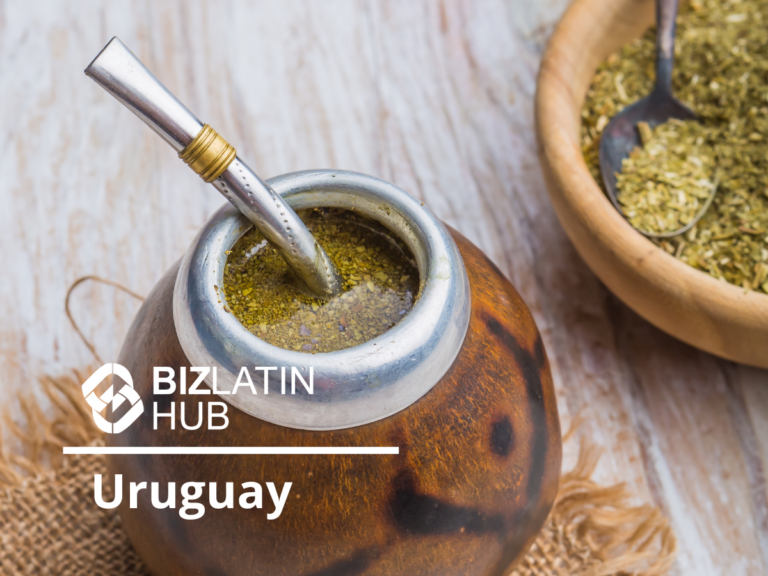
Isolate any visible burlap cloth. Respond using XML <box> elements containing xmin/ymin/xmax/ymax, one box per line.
<box><xmin>0</xmin><ymin>372</ymin><xmax>676</xmax><ymax>576</ymax></box>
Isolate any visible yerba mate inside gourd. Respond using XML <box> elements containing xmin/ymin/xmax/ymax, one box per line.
<box><xmin>223</xmin><ymin>208</ymin><xmax>420</xmax><ymax>353</ymax></box>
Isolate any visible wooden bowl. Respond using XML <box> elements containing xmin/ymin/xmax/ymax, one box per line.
<box><xmin>536</xmin><ymin>0</ymin><xmax>768</xmax><ymax>368</ymax></box>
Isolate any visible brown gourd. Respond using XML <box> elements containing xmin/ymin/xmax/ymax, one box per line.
<box><xmin>85</xmin><ymin>36</ymin><xmax>561</xmax><ymax>576</ymax></box>
<box><xmin>109</xmin><ymin>228</ymin><xmax>562</xmax><ymax>576</ymax></box>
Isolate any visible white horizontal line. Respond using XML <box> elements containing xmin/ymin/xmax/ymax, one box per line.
<box><xmin>63</xmin><ymin>446</ymin><xmax>399</xmax><ymax>455</ymax></box>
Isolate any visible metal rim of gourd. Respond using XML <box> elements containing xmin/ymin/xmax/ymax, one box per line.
<box><xmin>173</xmin><ymin>169</ymin><xmax>471</xmax><ymax>430</ymax></box>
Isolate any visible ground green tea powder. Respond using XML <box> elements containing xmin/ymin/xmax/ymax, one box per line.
<box><xmin>222</xmin><ymin>209</ymin><xmax>420</xmax><ymax>353</ymax></box>
<box><xmin>582</xmin><ymin>0</ymin><xmax>768</xmax><ymax>293</ymax></box>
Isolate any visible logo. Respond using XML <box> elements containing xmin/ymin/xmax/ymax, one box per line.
<box><xmin>82</xmin><ymin>363</ymin><xmax>144</xmax><ymax>433</ymax></box>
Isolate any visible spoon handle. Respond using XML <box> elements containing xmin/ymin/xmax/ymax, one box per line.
<box><xmin>655</xmin><ymin>0</ymin><xmax>680</xmax><ymax>94</ymax></box>
<box><xmin>85</xmin><ymin>38</ymin><xmax>341</xmax><ymax>297</ymax></box>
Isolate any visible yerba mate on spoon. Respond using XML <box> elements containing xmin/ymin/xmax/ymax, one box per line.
<box><xmin>598</xmin><ymin>0</ymin><xmax>717</xmax><ymax>238</ymax></box>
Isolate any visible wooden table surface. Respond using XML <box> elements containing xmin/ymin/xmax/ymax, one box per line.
<box><xmin>1</xmin><ymin>1</ymin><xmax>766</xmax><ymax>574</ymax></box>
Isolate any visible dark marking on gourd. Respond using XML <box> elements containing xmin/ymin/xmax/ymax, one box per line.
<box><xmin>387</xmin><ymin>468</ymin><xmax>505</xmax><ymax>536</ymax></box>
<box><xmin>388</xmin><ymin>426</ymin><xmax>409</xmax><ymax>461</ymax></box>
<box><xmin>490</xmin><ymin>415</ymin><xmax>514</xmax><ymax>457</ymax></box>
<box><xmin>489</xmin><ymin>525</ymin><xmax>537</xmax><ymax>576</ymax></box>
<box><xmin>534</xmin><ymin>335</ymin><xmax>546</xmax><ymax>369</ymax></box>
<box><xmin>482</xmin><ymin>315</ymin><xmax>548</xmax><ymax>503</ymax></box>
<box><xmin>302</xmin><ymin>547</ymin><xmax>380</xmax><ymax>576</ymax></box>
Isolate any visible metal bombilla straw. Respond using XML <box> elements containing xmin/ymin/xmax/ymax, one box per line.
<box><xmin>85</xmin><ymin>37</ymin><xmax>342</xmax><ymax>298</ymax></box>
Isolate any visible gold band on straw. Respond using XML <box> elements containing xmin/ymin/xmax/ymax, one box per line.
<box><xmin>178</xmin><ymin>124</ymin><xmax>237</xmax><ymax>183</ymax></box>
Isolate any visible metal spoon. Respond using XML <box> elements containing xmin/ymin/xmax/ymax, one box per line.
<box><xmin>85</xmin><ymin>37</ymin><xmax>342</xmax><ymax>297</ymax></box>
<box><xmin>599</xmin><ymin>0</ymin><xmax>715</xmax><ymax>238</ymax></box>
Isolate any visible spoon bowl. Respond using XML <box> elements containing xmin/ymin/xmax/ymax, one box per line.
<box><xmin>599</xmin><ymin>0</ymin><xmax>696</xmax><ymax>213</ymax></box>
<box><xmin>599</xmin><ymin>89</ymin><xmax>695</xmax><ymax>208</ymax></box>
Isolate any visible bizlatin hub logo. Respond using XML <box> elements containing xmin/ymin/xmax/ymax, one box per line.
<box><xmin>69</xmin><ymin>363</ymin><xmax>398</xmax><ymax>521</ymax></box>
<box><xmin>81</xmin><ymin>363</ymin><xmax>144</xmax><ymax>433</ymax></box>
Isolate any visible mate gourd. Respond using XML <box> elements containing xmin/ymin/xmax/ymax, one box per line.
<box><xmin>110</xmin><ymin>171</ymin><xmax>562</xmax><ymax>576</ymax></box>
